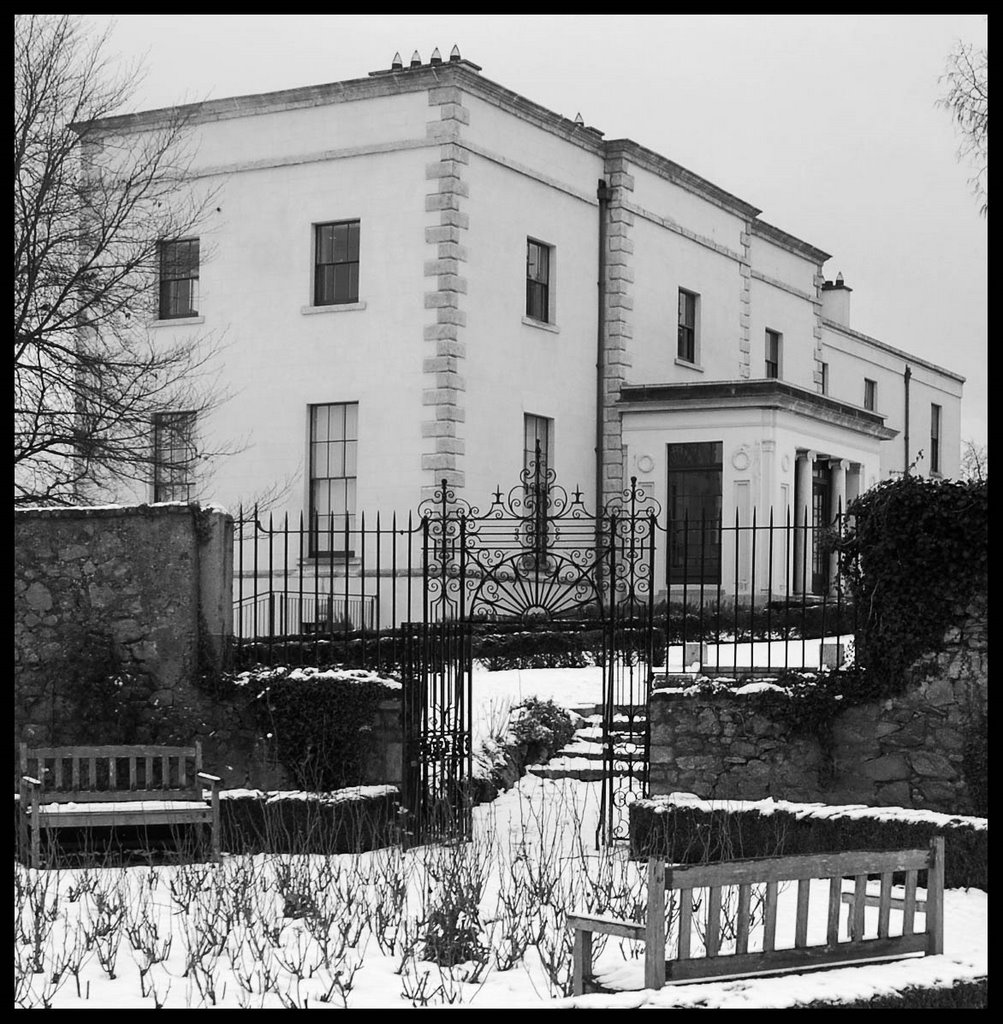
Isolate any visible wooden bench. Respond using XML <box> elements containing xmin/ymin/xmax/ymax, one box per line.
<box><xmin>570</xmin><ymin>838</ymin><xmax>944</xmax><ymax>994</ymax></box>
<box><xmin>18</xmin><ymin>742</ymin><xmax>221</xmax><ymax>868</ymax></box>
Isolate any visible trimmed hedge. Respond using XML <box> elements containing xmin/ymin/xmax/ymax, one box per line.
<box><xmin>218</xmin><ymin>787</ymin><xmax>397</xmax><ymax>854</ymax></box>
<box><xmin>234</xmin><ymin>601</ymin><xmax>858</xmax><ymax>673</ymax></box>
<box><xmin>630</xmin><ymin>797</ymin><xmax>987</xmax><ymax>891</ymax></box>
<box><xmin>14</xmin><ymin>787</ymin><xmax>398</xmax><ymax>861</ymax></box>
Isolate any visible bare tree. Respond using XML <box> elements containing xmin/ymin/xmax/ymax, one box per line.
<box><xmin>960</xmin><ymin>439</ymin><xmax>987</xmax><ymax>483</ymax></box>
<box><xmin>938</xmin><ymin>38</ymin><xmax>988</xmax><ymax>216</ymax></box>
<box><xmin>15</xmin><ymin>14</ymin><xmax>227</xmax><ymax>507</ymax></box>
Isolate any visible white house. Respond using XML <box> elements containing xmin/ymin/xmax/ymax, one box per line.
<box><xmin>85</xmin><ymin>48</ymin><xmax>964</xmax><ymax>618</ymax></box>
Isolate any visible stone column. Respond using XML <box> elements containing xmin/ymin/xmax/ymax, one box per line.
<box><xmin>792</xmin><ymin>450</ymin><xmax>814</xmax><ymax>595</ymax></box>
<box><xmin>829</xmin><ymin>459</ymin><xmax>848</xmax><ymax>592</ymax></box>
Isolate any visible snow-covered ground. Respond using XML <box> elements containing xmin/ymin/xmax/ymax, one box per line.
<box><xmin>15</xmin><ymin>663</ymin><xmax>986</xmax><ymax>1009</ymax></box>
<box><xmin>13</xmin><ymin>774</ymin><xmax>988</xmax><ymax>1008</ymax></box>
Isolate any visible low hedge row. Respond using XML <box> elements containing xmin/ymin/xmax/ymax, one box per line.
<box><xmin>234</xmin><ymin>601</ymin><xmax>858</xmax><ymax>672</ymax></box>
<box><xmin>629</xmin><ymin>797</ymin><xmax>988</xmax><ymax>891</ymax></box>
<box><xmin>14</xmin><ymin>788</ymin><xmax>398</xmax><ymax>862</ymax></box>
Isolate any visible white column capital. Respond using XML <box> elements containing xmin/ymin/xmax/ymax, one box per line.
<box><xmin>830</xmin><ymin>458</ymin><xmax>850</xmax><ymax>472</ymax></box>
<box><xmin>797</xmin><ymin>449</ymin><xmax>816</xmax><ymax>463</ymax></box>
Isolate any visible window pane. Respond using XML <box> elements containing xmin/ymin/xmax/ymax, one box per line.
<box><xmin>345</xmin><ymin>401</ymin><xmax>358</xmax><ymax>440</ymax></box>
<box><xmin>332</xmin><ymin>264</ymin><xmax>350</xmax><ymax>302</ymax></box>
<box><xmin>344</xmin><ymin>440</ymin><xmax>357</xmax><ymax>477</ymax></box>
<box><xmin>311</xmin><ymin>405</ymin><xmax>328</xmax><ymax>442</ymax></box>
<box><xmin>333</xmin><ymin>223</ymin><xmax>350</xmax><ymax>263</ymax></box>
<box><xmin>318</xmin><ymin>225</ymin><xmax>334</xmax><ymax>264</ymax></box>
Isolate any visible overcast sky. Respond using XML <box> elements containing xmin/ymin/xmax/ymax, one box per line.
<box><xmin>80</xmin><ymin>14</ymin><xmax>988</xmax><ymax>449</ymax></box>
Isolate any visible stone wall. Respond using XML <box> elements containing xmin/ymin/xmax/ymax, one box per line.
<box><xmin>14</xmin><ymin>504</ymin><xmax>403</xmax><ymax>792</ymax></box>
<box><xmin>16</xmin><ymin>504</ymin><xmax>231</xmax><ymax>746</ymax></box>
<box><xmin>649</xmin><ymin>602</ymin><xmax>987</xmax><ymax>815</ymax></box>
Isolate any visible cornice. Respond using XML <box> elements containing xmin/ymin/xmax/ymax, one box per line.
<box><xmin>618</xmin><ymin>379</ymin><xmax>898</xmax><ymax>441</ymax></box>
<box><xmin>821</xmin><ymin>320</ymin><xmax>966</xmax><ymax>384</ymax></box>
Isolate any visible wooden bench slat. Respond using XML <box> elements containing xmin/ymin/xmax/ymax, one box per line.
<box><xmin>71</xmin><ymin>758</ymin><xmax>80</xmax><ymax>792</ymax></box>
<box><xmin>145</xmin><ymin>756</ymin><xmax>153</xmax><ymax>789</ymax></box>
<box><xmin>53</xmin><ymin>757</ymin><xmax>63</xmax><ymax>791</ymax></box>
<box><xmin>706</xmin><ymin>885</ymin><xmax>722</xmax><ymax>958</ymax></box>
<box><xmin>851</xmin><ymin>874</ymin><xmax>868</xmax><ymax>941</ymax></box>
<box><xmin>162</xmin><ymin>755</ymin><xmax>169</xmax><ymax>789</ymax></box>
<box><xmin>877</xmin><ymin>872</ymin><xmax>893</xmax><ymax>939</ymax></box>
<box><xmin>33</xmin><ymin>790</ymin><xmax>204</xmax><ymax>804</ymax></box>
<box><xmin>826</xmin><ymin>876</ymin><xmax>842</xmax><ymax>946</ymax></box>
<box><xmin>677</xmin><ymin>888</ymin><xmax>692</xmax><ymax>960</ymax></box>
<box><xmin>666</xmin><ymin>848</ymin><xmax>931</xmax><ymax>888</ymax></box>
<box><xmin>665</xmin><ymin>933</ymin><xmax>929</xmax><ymax>984</ymax></box>
<box><xmin>902</xmin><ymin>870</ymin><xmax>918</xmax><ymax>936</ymax></box>
<box><xmin>129</xmin><ymin>758</ymin><xmax>137</xmax><ymax>790</ymax></box>
<box><xmin>736</xmin><ymin>883</ymin><xmax>751</xmax><ymax>955</ymax></box>
<box><xmin>794</xmin><ymin>878</ymin><xmax>810</xmax><ymax>948</ymax></box>
<box><xmin>25</xmin><ymin>745</ymin><xmax>198</xmax><ymax>759</ymax></box>
<box><xmin>763</xmin><ymin>881</ymin><xmax>778</xmax><ymax>952</ymax></box>
<box><xmin>108</xmin><ymin>756</ymin><xmax>116</xmax><ymax>789</ymax></box>
<box><xmin>89</xmin><ymin>757</ymin><xmax>96</xmax><ymax>790</ymax></box>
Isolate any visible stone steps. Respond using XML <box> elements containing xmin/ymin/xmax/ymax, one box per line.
<box><xmin>527</xmin><ymin>708</ymin><xmax>648</xmax><ymax>782</ymax></box>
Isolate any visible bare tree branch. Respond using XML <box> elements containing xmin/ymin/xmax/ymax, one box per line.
<box><xmin>938</xmin><ymin>38</ymin><xmax>988</xmax><ymax>216</ymax></box>
<box><xmin>14</xmin><ymin>14</ymin><xmax>231</xmax><ymax>506</ymax></box>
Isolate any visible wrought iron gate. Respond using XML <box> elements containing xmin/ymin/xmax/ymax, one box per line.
<box><xmin>400</xmin><ymin>450</ymin><xmax>659</xmax><ymax>845</ymax></box>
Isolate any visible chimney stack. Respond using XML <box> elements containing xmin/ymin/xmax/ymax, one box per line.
<box><xmin>821</xmin><ymin>273</ymin><xmax>852</xmax><ymax>328</ymax></box>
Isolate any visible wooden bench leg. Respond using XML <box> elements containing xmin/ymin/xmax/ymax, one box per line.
<box><xmin>572</xmin><ymin>927</ymin><xmax>593</xmax><ymax>996</ymax></box>
<box><xmin>31</xmin><ymin>818</ymin><xmax>40</xmax><ymax>870</ymax></box>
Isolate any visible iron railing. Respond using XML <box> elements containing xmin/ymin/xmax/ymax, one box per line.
<box><xmin>232</xmin><ymin>498</ymin><xmax>856</xmax><ymax>677</ymax></box>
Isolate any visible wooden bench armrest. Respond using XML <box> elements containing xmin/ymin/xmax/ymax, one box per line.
<box><xmin>568</xmin><ymin>912</ymin><xmax>645</xmax><ymax>941</ymax></box>
<box><xmin>197</xmin><ymin>772</ymin><xmax>221</xmax><ymax>785</ymax></box>
<box><xmin>21</xmin><ymin>775</ymin><xmax>43</xmax><ymax>787</ymax></box>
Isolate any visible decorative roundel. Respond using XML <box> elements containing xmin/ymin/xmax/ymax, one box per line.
<box><xmin>636</xmin><ymin>454</ymin><xmax>655</xmax><ymax>475</ymax></box>
<box><xmin>781</xmin><ymin>453</ymin><xmax>791</xmax><ymax>473</ymax></box>
<box><xmin>731</xmin><ymin>445</ymin><xmax>751</xmax><ymax>471</ymax></box>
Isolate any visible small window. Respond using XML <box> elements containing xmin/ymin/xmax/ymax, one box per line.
<box><xmin>315</xmin><ymin>221</ymin><xmax>360</xmax><ymax>306</ymax></box>
<box><xmin>309</xmin><ymin>402</ymin><xmax>358</xmax><ymax>555</ymax></box>
<box><xmin>765</xmin><ymin>329</ymin><xmax>782</xmax><ymax>379</ymax></box>
<box><xmin>152</xmin><ymin>411</ymin><xmax>197</xmax><ymax>502</ymax></box>
<box><xmin>930</xmin><ymin>404</ymin><xmax>942</xmax><ymax>474</ymax></box>
<box><xmin>526</xmin><ymin>240</ymin><xmax>551</xmax><ymax>323</ymax></box>
<box><xmin>677</xmin><ymin>289</ymin><xmax>698</xmax><ymax>363</ymax></box>
<box><xmin>820</xmin><ymin>362</ymin><xmax>829</xmax><ymax>395</ymax></box>
<box><xmin>158</xmin><ymin>239</ymin><xmax>199</xmax><ymax>319</ymax></box>
<box><xmin>864</xmin><ymin>378</ymin><xmax>877</xmax><ymax>412</ymax></box>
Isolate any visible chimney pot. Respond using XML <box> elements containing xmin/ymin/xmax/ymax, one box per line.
<box><xmin>449</xmin><ymin>44</ymin><xmax>461</xmax><ymax>62</ymax></box>
<box><xmin>410</xmin><ymin>50</ymin><xmax>422</xmax><ymax>68</ymax></box>
<box><xmin>391</xmin><ymin>51</ymin><xmax>403</xmax><ymax>70</ymax></box>
<box><xmin>574</xmin><ymin>112</ymin><xmax>584</xmax><ymax>125</ymax></box>
<box><xmin>430</xmin><ymin>47</ymin><xmax>442</xmax><ymax>65</ymax></box>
